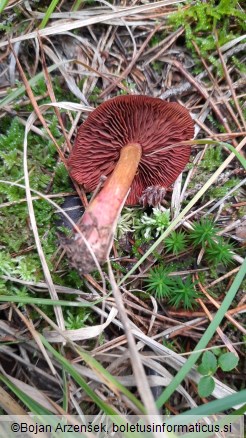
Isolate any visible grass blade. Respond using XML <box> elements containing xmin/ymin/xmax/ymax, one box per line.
<box><xmin>40</xmin><ymin>335</ymin><xmax>119</xmax><ymax>415</ymax></box>
<box><xmin>0</xmin><ymin>295</ymin><xmax>102</xmax><ymax>307</ymax></box>
<box><xmin>76</xmin><ymin>347</ymin><xmax>145</xmax><ymax>413</ymax></box>
<box><xmin>40</xmin><ymin>0</ymin><xmax>61</xmax><ymax>29</ymax></box>
<box><xmin>0</xmin><ymin>0</ymin><xmax>8</xmax><ymax>13</ymax></box>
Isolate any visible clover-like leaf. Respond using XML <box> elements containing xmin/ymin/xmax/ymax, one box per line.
<box><xmin>200</xmin><ymin>351</ymin><xmax>217</xmax><ymax>375</ymax></box>
<box><xmin>197</xmin><ymin>363</ymin><xmax>210</xmax><ymax>376</ymax></box>
<box><xmin>198</xmin><ymin>376</ymin><xmax>215</xmax><ymax>398</ymax></box>
<box><xmin>218</xmin><ymin>353</ymin><xmax>239</xmax><ymax>372</ymax></box>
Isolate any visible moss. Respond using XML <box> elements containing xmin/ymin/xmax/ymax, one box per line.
<box><xmin>201</xmin><ymin>146</ymin><xmax>223</xmax><ymax>172</ymax></box>
<box><xmin>169</xmin><ymin>0</ymin><xmax>246</xmax><ymax>59</ymax></box>
<box><xmin>0</xmin><ymin>113</ymin><xmax>73</xmax><ymax>285</ymax></box>
<box><xmin>232</xmin><ymin>56</ymin><xmax>246</xmax><ymax>74</ymax></box>
<box><xmin>89</xmin><ymin>86</ymin><xmax>101</xmax><ymax>103</ymax></box>
<box><xmin>152</xmin><ymin>61</ymin><xmax>164</xmax><ymax>74</ymax></box>
<box><xmin>208</xmin><ymin>177</ymin><xmax>240</xmax><ymax>198</ymax></box>
<box><xmin>149</xmin><ymin>32</ymin><xmax>166</xmax><ymax>48</ymax></box>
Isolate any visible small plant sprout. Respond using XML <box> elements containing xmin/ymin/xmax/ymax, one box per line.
<box><xmin>189</xmin><ymin>218</ymin><xmax>219</xmax><ymax>248</ymax></box>
<box><xmin>115</xmin><ymin>207</ymin><xmax>138</xmax><ymax>239</ymax></box>
<box><xmin>145</xmin><ymin>268</ymin><xmax>201</xmax><ymax>309</ymax></box>
<box><xmin>164</xmin><ymin>230</ymin><xmax>188</xmax><ymax>255</ymax></box>
<box><xmin>145</xmin><ymin>265</ymin><xmax>175</xmax><ymax>300</ymax></box>
<box><xmin>139</xmin><ymin>206</ymin><xmax>171</xmax><ymax>239</ymax></box>
<box><xmin>65</xmin><ymin>309</ymin><xmax>92</xmax><ymax>330</ymax></box>
<box><xmin>197</xmin><ymin>351</ymin><xmax>239</xmax><ymax>398</ymax></box>
<box><xmin>205</xmin><ymin>238</ymin><xmax>235</xmax><ymax>266</ymax></box>
<box><xmin>169</xmin><ymin>276</ymin><xmax>200</xmax><ymax>310</ymax></box>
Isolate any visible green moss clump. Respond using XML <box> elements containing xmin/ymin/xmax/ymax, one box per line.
<box><xmin>169</xmin><ymin>0</ymin><xmax>246</xmax><ymax>58</ymax></box>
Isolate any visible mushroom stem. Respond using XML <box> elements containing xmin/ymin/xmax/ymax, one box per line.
<box><xmin>68</xmin><ymin>143</ymin><xmax>142</xmax><ymax>273</ymax></box>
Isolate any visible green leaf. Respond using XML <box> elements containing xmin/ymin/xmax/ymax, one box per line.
<box><xmin>197</xmin><ymin>363</ymin><xmax>210</xmax><ymax>376</ymax></box>
<box><xmin>201</xmin><ymin>351</ymin><xmax>217</xmax><ymax>375</ymax></box>
<box><xmin>212</xmin><ymin>347</ymin><xmax>222</xmax><ymax>356</ymax></box>
<box><xmin>218</xmin><ymin>352</ymin><xmax>239</xmax><ymax>372</ymax></box>
<box><xmin>198</xmin><ymin>376</ymin><xmax>215</xmax><ymax>398</ymax></box>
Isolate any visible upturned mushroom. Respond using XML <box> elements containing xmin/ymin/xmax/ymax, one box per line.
<box><xmin>64</xmin><ymin>95</ymin><xmax>194</xmax><ymax>273</ymax></box>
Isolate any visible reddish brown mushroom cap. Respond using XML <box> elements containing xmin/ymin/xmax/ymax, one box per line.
<box><xmin>68</xmin><ymin>95</ymin><xmax>194</xmax><ymax>205</ymax></box>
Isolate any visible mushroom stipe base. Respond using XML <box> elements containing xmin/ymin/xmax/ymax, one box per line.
<box><xmin>64</xmin><ymin>143</ymin><xmax>142</xmax><ymax>273</ymax></box>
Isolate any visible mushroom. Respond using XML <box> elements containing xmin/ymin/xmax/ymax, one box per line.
<box><xmin>65</xmin><ymin>95</ymin><xmax>194</xmax><ymax>273</ymax></box>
